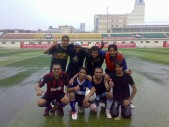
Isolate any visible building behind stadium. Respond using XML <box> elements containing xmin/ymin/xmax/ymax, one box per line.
<box><xmin>0</xmin><ymin>0</ymin><xmax>169</xmax><ymax>48</ymax></box>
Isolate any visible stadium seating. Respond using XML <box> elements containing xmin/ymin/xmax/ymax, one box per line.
<box><xmin>52</xmin><ymin>33</ymin><xmax>102</xmax><ymax>39</ymax></box>
<box><xmin>141</xmin><ymin>33</ymin><xmax>166</xmax><ymax>38</ymax></box>
<box><xmin>34</xmin><ymin>34</ymin><xmax>46</xmax><ymax>39</ymax></box>
<box><xmin>1</xmin><ymin>33</ymin><xmax>35</xmax><ymax>39</ymax></box>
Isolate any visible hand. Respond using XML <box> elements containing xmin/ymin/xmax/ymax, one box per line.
<box><xmin>68</xmin><ymin>79</ymin><xmax>74</xmax><ymax>85</ymax></box>
<box><xmin>36</xmin><ymin>89</ymin><xmax>44</xmax><ymax>96</ymax></box>
<box><xmin>125</xmin><ymin>68</ymin><xmax>132</xmax><ymax>75</ymax></box>
<box><xmin>83</xmin><ymin>97</ymin><xmax>90</xmax><ymax>107</ymax></box>
<box><xmin>53</xmin><ymin>38</ymin><xmax>57</xmax><ymax>44</ymax></box>
<box><xmin>104</xmin><ymin>74</ymin><xmax>110</xmax><ymax>82</ymax></box>
<box><xmin>123</xmin><ymin>99</ymin><xmax>131</xmax><ymax>107</ymax></box>
<box><xmin>109</xmin><ymin>79</ymin><xmax>114</xmax><ymax>87</ymax></box>
<box><xmin>61</xmin><ymin>94</ymin><xmax>69</xmax><ymax>105</ymax></box>
<box><xmin>74</xmin><ymin>85</ymin><xmax>80</xmax><ymax>91</ymax></box>
<box><xmin>101</xmin><ymin>40</ymin><xmax>105</xmax><ymax>46</ymax></box>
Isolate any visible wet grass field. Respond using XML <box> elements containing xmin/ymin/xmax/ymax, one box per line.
<box><xmin>0</xmin><ymin>47</ymin><xmax>169</xmax><ymax>127</ymax></box>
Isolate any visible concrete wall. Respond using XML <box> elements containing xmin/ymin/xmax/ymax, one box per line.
<box><xmin>0</xmin><ymin>38</ymin><xmax>168</xmax><ymax>48</ymax></box>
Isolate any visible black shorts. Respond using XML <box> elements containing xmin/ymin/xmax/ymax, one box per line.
<box><xmin>41</xmin><ymin>93</ymin><xmax>65</xmax><ymax>103</ymax></box>
<box><xmin>91</xmin><ymin>92</ymin><xmax>107</xmax><ymax>107</ymax></box>
<box><xmin>75</xmin><ymin>94</ymin><xmax>85</xmax><ymax>107</ymax></box>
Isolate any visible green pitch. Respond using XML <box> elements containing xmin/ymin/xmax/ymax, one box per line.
<box><xmin>0</xmin><ymin>48</ymin><xmax>169</xmax><ymax>127</ymax></box>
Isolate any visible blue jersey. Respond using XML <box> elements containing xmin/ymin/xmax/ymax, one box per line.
<box><xmin>68</xmin><ymin>78</ymin><xmax>93</xmax><ymax>95</ymax></box>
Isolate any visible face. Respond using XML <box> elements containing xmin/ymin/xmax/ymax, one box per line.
<box><xmin>78</xmin><ymin>69</ymin><xmax>87</xmax><ymax>80</ymax></box>
<box><xmin>52</xmin><ymin>65</ymin><xmax>62</xmax><ymax>76</ymax></box>
<box><xmin>115</xmin><ymin>65</ymin><xmax>123</xmax><ymax>74</ymax></box>
<box><xmin>62</xmin><ymin>37</ymin><xmax>69</xmax><ymax>47</ymax></box>
<box><xmin>94</xmin><ymin>68</ymin><xmax>103</xmax><ymax>79</ymax></box>
<box><xmin>91</xmin><ymin>51</ymin><xmax>99</xmax><ymax>58</ymax></box>
<box><xmin>108</xmin><ymin>47</ymin><xmax>117</xmax><ymax>57</ymax></box>
<box><xmin>74</xmin><ymin>46</ymin><xmax>81</xmax><ymax>53</ymax></box>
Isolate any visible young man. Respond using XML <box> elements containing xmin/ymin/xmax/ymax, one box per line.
<box><xmin>66</xmin><ymin>41</ymin><xmax>87</xmax><ymax>79</ymax></box>
<box><xmin>85</xmin><ymin>46</ymin><xmax>106</xmax><ymax>75</ymax></box>
<box><xmin>35</xmin><ymin>64</ymin><xmax>69</xmax><ymax>116</ymax></box>
<box><xmin>89</xmin><ymin>67</ymin><xmax>113</xmax><ymax>118</ymax></box>
<box><xmin>43</xmin><ymin>35</ymin><xmax>70</xmax><ymax>72</ymax></box>
<box><xmin>107</xmin><ymin>60</ymin><xmax>137</xmax><ymax>118</ymax></box>
<box><xmin>105</xmin><ymin>44</ymin><xmax>132</xmax><ymax>75</ymax></box>
<box><xmin>67</xmin><ymin>67</ymin><xmax>95</xmax><ymax>120</ymax></box>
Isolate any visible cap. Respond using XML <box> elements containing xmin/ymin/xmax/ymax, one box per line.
<box><xmin>74</xmin><ymin>41</ymin><xmax>82</xmax><ymax>47</ymax></box>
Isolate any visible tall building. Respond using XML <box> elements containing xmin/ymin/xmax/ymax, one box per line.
<box><xmin>94</xmin><ymin>0</ymin><xmax>145</xmax><ymax>33</ymax></box>
<box><xmin>80</xmin><ymin>23</ymin><xmax>85</xmax><ymax>32</ymax></box>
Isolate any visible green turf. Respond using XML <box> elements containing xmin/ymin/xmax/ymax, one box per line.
<box><xmin>119</xmin><ymin>48</ymin><xmax>169</xmax><ymax>65</ymax></box>
<box><xmin>1</xmin><ymin>48</ymin><xmax>169</xmax><ymax>127</ymax></box>
<box><xmin>0</xmin><ymin>70</ymin><xmax>35</xmax><ymax>87</ymax></box>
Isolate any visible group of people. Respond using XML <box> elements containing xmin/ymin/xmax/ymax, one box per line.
<box><xmin>35</xmin><ymin>35</ymin><xmax>137</xmax><ymax>120</ymax></box>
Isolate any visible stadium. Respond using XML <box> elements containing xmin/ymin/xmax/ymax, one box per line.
<box><xmin>0</xmin><ymin>0</ymin><xmax>169</xmax><ymax>48</ymax></box>
<box><xmin>0</xmin><ymin>0</ymin><xmax>169</xmax><ymax>127</ymax></box>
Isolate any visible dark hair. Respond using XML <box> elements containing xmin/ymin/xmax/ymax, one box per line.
<box><xmin>91</xmin><ymin>46</ymin><xmax>100</xmax><ymax>52</ymax></box>
<box><xmin>108</xmin><ymin>44</ymin><xmax>117</xmax><ymax>51</ymax></box>
<box><xmin>52</xmin><ymin>63</ymin><xmax>61</xmax><ymax>68</ymax></box>
<box><xmin>94</xmin><ymin>67</ymin><xmax>103</xmax><ymax>72</ymax></box>
<box><xmin>78</xmin><ymin>67</ymin><xmax>87</xmax><ymax>73</ymax></box>
<box><xmin>62</xmin><ymin>35</ymin><xmax>70</xmax><ymax>41</ymax></box>
<box><xmin>115</xmin><ymin>60</ymin><xmax>123</xmax><ymax>67</ymax></box>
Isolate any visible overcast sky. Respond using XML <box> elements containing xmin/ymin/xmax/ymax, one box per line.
<box><xmin>0</xmin><ymin>0</ymin><xmax>169</xmax><ymax>31</ymax></box>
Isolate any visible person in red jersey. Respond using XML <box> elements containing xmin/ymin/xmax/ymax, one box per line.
<box><xmin>35</xmin><ymin>63</ymin><xmax>69</xmax><ymax>116</ymax></box>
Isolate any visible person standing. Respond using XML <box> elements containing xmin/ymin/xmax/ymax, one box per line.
<box><xmin>105</xmin><ymin>44</ymin><xmax>132</xmax><ymax>75</ymax></box>
<box><xmin>66</xmin><ymin>41</ymin><xmax>87</xmax><ymax>79</ymax></box>
<box><xmin>85</xmin><ymin>46</ymin><xmax>106</xmax><ymax>75</ymax></box>
<box><xmin>35</xmin><ymin>64</ymin><xmax>69</xmax><ymax>116</ymax></box>
<box><xmin>43</xmin><ymin>35</ymin><xmax>70</xmax><ymax>72</ymax></box>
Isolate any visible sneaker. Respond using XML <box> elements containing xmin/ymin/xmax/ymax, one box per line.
<box><xmin>100</xmin><ymin>102</ymin><xmax>105</xmax><ymax>108</ymax></box>
<box><xmin>106</xmin><ymin>109</ymin><xmax>112</xmax><ymax>118</ymax></box>
<box><xmin>130</xmin><ymin>104</ymin><xmax>134</xmax><ymax>109</ymax></box>
<box><xmin>72</xmin><ymin>112</ymin><xmax>77</xmax><ymax>120</ymax></box>
<box><xmin>43</xmin><ymin>108</ymin><xmax>49</xmax><ymax>116</ymax></box>
<box><xmin>78</xmin><ymin>106</ymin><xmax>84</xmax><ymax>113</ymax></box>
<box><xmin>58</xmin><ymin>106</ymin><xmax>64</xmax><ymax>115</ymax></box>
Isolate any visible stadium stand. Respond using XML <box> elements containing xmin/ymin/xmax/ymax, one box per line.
<box><xmin>141</xmin><ymin>33</ymin><xmax>166</xmax><ymax>38</ymax></box>
<box><xmin>52</xmin><ymin>33</ymin><xmax>102</xmax><ymax>39</ymax></box>
<box><xmin>34</xmin><ymin>34</ymin><xmax>46</xmax><ymax>39</ymax></box>
<box><xmin>1</xmin><ymin>33</ymin><xmax>35</xmax><ymax>39</ymax></box>
<box><xmin>110</xmin><ymin>33</ymin><xmax>134</xmax><ymax>37</ymax></box>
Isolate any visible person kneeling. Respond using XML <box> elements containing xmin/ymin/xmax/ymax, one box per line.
<box><xmin>35</xmin><ymin>64</ymin><xmax>69</xmax><ymax>116</ymax></box>
<box><xmin>68</xmin><ymin>67</ymin><xmax>95</xmax><ymax>120</ymax></box>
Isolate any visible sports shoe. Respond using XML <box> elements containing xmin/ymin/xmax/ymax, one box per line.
<box><xmin>43</xmin><ymin>108</ymin><xmax>49</xmax><ymax>116</ymax></box>
<box><xmin>78</xmin><ymin>106</ymin><xmax>84</xmax><ymax>113</ymax></box>
<box><xmin>130</xmin><ymin>104</ymin><xmax>134</xmax><ymax>109</ymax></box>
<box><xmin>100</xmin><ymin>102</ymin><xmax>106</xmax><ymax>107</ymax></box>
<box><xmin>72</xmin><ymin>112</ymin><xmax>77</xmax><ymax>120</ymax></box>
<box><xmin>106</xmin><ymin>109</ymin><xmax>112</xmax><ymax>118</ymax></box>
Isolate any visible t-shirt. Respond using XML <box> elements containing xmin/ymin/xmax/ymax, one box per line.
<box><xmin>68</xmin><ymin>78</ymin><xmax>93</xmax><ymax>96</ymax></box>
<box><xmin>109</xmin><ymin>72</ymin><xmax>135</xmax><ymax>100</ymax></box>
<box><xmin>85</xmin><ymin>50</ymin><xmax>106</xmax><ymax>75</ymax></box>
<box><xmin>39</xmin><ymin>72</ymin><xmax>68</xmax><ymax>95</ymax></box>
<box><xmin>49</xmin><ymin>44</ymin><xmax>70</xmax><ymax>71</ymax></box>
<box><xmin>67</xmin><ymin>45</ymin><xmax>87</xmax><ymax>78</ymax></box>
